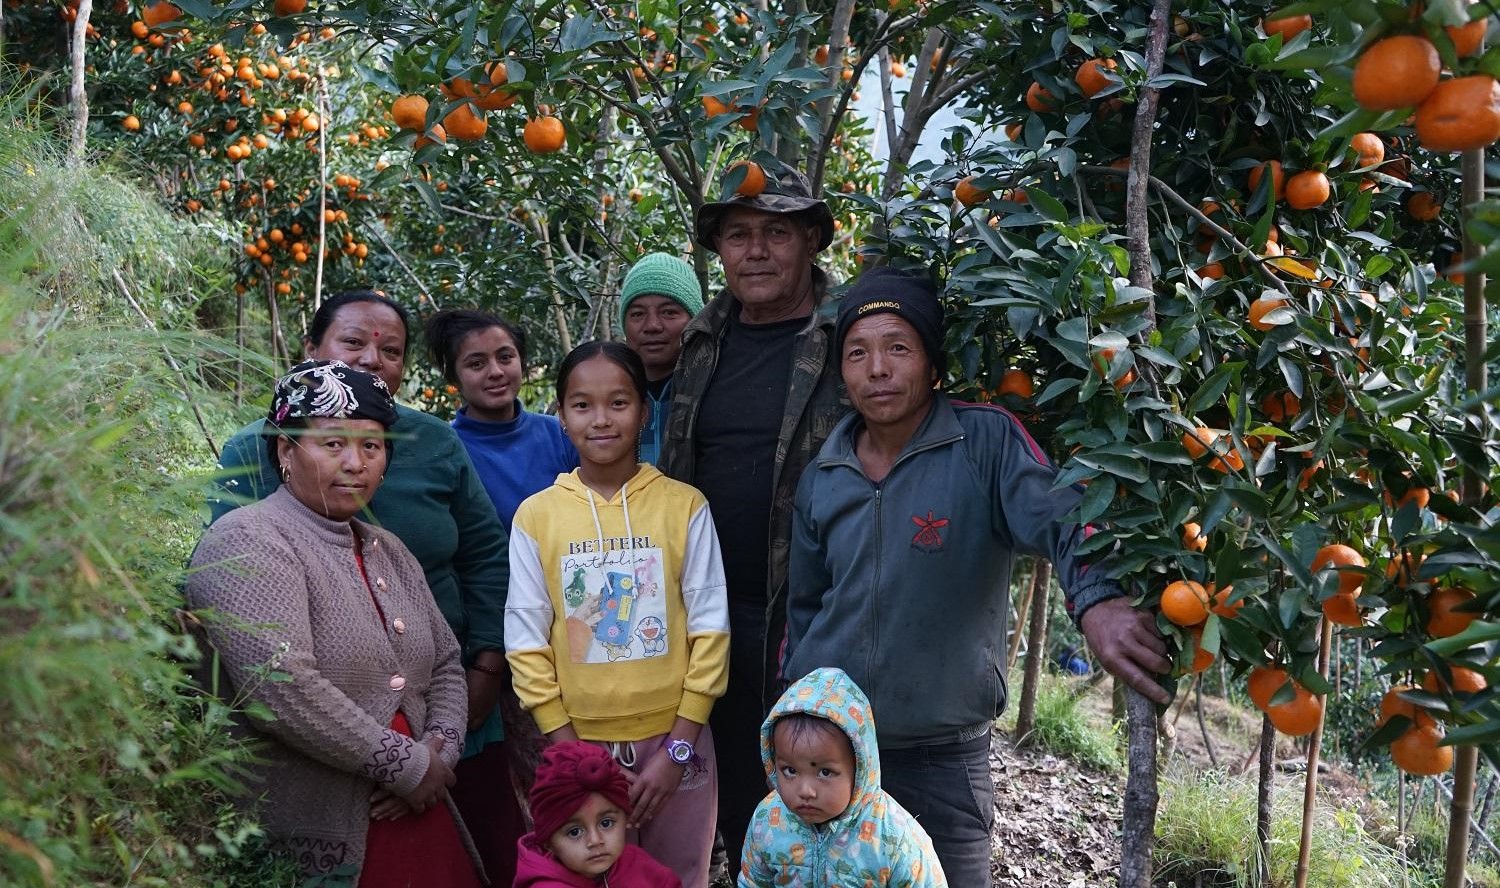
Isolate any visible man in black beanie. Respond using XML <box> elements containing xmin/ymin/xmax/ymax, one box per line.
<box><xmin>782</xmin><ymin>264</ymin><xmax>1169</xmax><ymax>887</ymax></box>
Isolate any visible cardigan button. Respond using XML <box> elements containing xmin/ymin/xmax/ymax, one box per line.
<box><xmin>389</xmin><ymin>674</ymin><xmax>406</xmax><ymax>691</ymax></box>
<box><xmin>393</xmin><ymin>618</ymin><xmax>406</xmax><ymax>634</ymax></box>
<box><xmin>375</xmin><ymin>577</ymin><xmax>387</xmax><ymax>590</ymax></box>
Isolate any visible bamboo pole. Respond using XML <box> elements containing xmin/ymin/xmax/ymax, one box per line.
<box><xmin>1293</xmin><ymin>618</ymin><xmax>1335</xmax><ymax>888</ymax></box>
<box><xmin>1007</xmin><ymin>558</ymin><xmax>1035</xmax><ymax>669</ymax></box>
<box><xmin>312</xmin><ymin>74</ymin><xmax>330</xmax><ymax>311</ymax></box>
<box><xmin>1443</xmin><ymin>142</ymin><xmax>1488</xmax><ymax>888</ymax></box>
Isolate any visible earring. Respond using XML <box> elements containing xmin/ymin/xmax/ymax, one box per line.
<box><xmin>280</xmin><ymin>466</ymin><xmax>290</xmax><ymax>483</ymax></box>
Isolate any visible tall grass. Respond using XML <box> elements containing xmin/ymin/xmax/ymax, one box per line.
<box><xmin>1154</xmin><ymin>769</ymin><xmax>1423</xmax><ymax>888</ymax></box>
<box><xmin>0</xmin><ymin>94</ymin><xmax>290</xmax><ymax>886</ymax></box>
<box><xmin>1002</xmin><ymin>668</ymin><xmax>1122</xmax><ymax>772</ymax></box>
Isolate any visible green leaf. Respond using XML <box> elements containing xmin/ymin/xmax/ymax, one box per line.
<box><xmin>1077</xmin><ymin>475</ymin><xmax>1117</xmax><ymax>524</ymax></box>
<box><xmin>1425</xmin><ymin>621</ymin><xmax>1500</xmax><ymax>656</ymax></box>
<box><xmin>1187</xmin><ymin>363</ymin><xmax>1238</xmax><ymax>415</ymax></box>
<box><xmin>1073</xmin><ymin>452</ymin><xmax>1150</xmax><ymax>483</ymax></box>
<box><xmin>1027</xmin><ymin>187</ymin><xmax>1069</xmax><ymax>223</ymax></box>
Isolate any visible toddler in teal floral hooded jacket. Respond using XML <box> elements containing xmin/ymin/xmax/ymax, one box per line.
<box><xmin>738</xmin><ymin>668</ymin><xmax>947</xmax><ymax>887</ymax></box>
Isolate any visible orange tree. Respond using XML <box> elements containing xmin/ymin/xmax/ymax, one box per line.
<box><xmin>863</xmin><ymin>0</ymin><xmax>1499</xmax><ymax>881</ymax></box>
<box><xmin>129</xmin><ymin>0</ymin><xmax>1023</xmax><ymax>371</ymax></box>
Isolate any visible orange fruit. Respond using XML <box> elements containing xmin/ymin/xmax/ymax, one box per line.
<box><xmin>1379</xmin><ymin>685</ymin><xmax>1431</xmax><ymax>728</ymax></box>
<box><xmin>1209</xmin><ymin>584</ymin><xmax>1242</xmax><ymax>619</ymax></box>
<box><xmin>955</xmin><ymin>175</ymin><xmax>991</xmax><ymax>207</ymax></box>
<box><xmin>1350</xmin><ymin>132</ymin><xmax>1385</xmax><ymax>167</ymax></box>
<box><xmin>1385</xmin><ymin>485</ymin><xmax>1431</xmax><ymax>511</ymax></box>
<box><xmin>737</xmin><ymin>106</ymin><xmax>762</xmax><ymax>132</ymax></box>
<box><xmin>1181</xmin><ymin>426</ymin><xmax>1215</xmax><ymax>461</ymax></box>
<box><xmin>994</xmin><ymin>368</ymin><xmax>1034</xmax><ymax>399</ymax></box>
<box><xmin>1352</xmin><ymin>35</ymin><xmax>1440</xmax><ymax>111</ymax></box>
<box><xmin>1267</xmin><ymin>683</ymin><xmax>1324</xmax><ymax>736</ymax></box>
<box><xmin>889</xmin><ymin>61</ymin><xmax>906</xmax><ymax>78</ymax></box>
<box><xmin>1026</xmin><ymin>81</ymin><xmax>1057</xmax><ymax>112</ymax></box>
<box><xmin>1249</xmin><ymin>666</ymin><xmax>1289</xmax><ymax>711</ymax></box>
<box><xmin>1406</xmin><ymin>191</ymin><xmax>1441</xmax><ymax>222</ymax></box>
<box><xmin>273</xmin><ymin>0</ymin><xmax>306</xmax><ymax>15</ymax></box>
<box><xmin>443</xmin><ymin>102</ymin><xmax>487</xmax><ymax>141</ymax></box>
<box><xmin>1161</xmin><ymin>579</ymin><xmax>1210</xmax><ymax>627</ymax></box>
<box><xmin>122</xmin><ymin>114</ymin><xmax>141</xmax><ymax>131</ymax></box>
<box><xmin>1386</xmin><ymin>551</ymin><xmax>1431</xmax><ymax>586</ymax></box>
<box><xmin>141</xmin><ymin>1</ymin><xmax>180</xmax><ymax>28</ymax></box>
<box><xmin>1298</xmin><ymin>459</ymin><xmax>1324</xmax><ymax>490</ymax></box>
<box><xmin>1190</xmin><ymin>630</ymin><xmax>1215</xmax><ymax>674</ymax></box>
<box><xmin>1391</xmin><ymin>724</ymin><xmax>1454</xmax><ymax>776</ymax></box>
<box><xmin>1182</xmin><ymin>522</ymin><xmax>1207</xmax><ymax>553</ymax></box>
<box><xmin>1197</xmin><ymin>261</ymin><xmax>1225</xmax><ymax>281</ymax></box>
<box><xmin>1262</xmin><ymin>390</ymin><xmax>1300</xmax><ymax>423</ymax></box>
<box><xmin>1247</xmin><ymin>160</ymin><xmax>1285</xmax><ymax>201</ymax></box>
<box><xmin>1263</xmin><ymin>12</ymin><xmax>1312</xmax><ymax>39</ymax></box>
<box><xmin>523</xmin><ymin>116</ymin><xmax>566</xmax><ymax>153</ymax></box>
<box><xmin>1448</xmin><ymin>16</ymin><xmax>1487</xmax><ymax>57</ymax></box>
<box><xmin>1415</xmin><ymin>75</ymin><xmax>1500</xmax><ymax>152</ymax></box>
<box><xmin>814</xmin><ymin>44</ymin><xmax>830</xmax><ymax>65</ymax></box>
<box><xmin>1005</xmin><ymin>122</ymin><xmax>1022</xmax><ymax>141</ymax></box>
<box><xmin>1424</xmin><ymin>666</ymin><xmax>1488</xmax><ymax>695</ymax></box>
<box><xmin>1311</xmin><ymin>543</ymin><xmax>1366</xmax><ymax>597</ymax></box>
<box><xmin>727</xmin><ymin>160</ymin><xmax>765</xmax><ymax>198</ymax></box>
<box><xmin>701</xmin><ymin>95</ymin><xmax>730</xmax><ymax>117</ymax></box>
<box><xmin>1093</xmin><ymin>347</ymin><xmax>1137</xmax><ymax>389</ymax></box>
<box><xmin>130</xmin><ymin>19</ymin><xmax>149</xmax><ymax>38</ymax></box>
<box><xmin>1075</xmin><ymin>58</ymin><xmax>1118</xmax><ymax>98</ymax></box>
<box><xmin>1322</xmin><ymin>592</ymin><xmax>1362</xmax><ymax>627</ymax></box>
<box><xmin>1427</xmin><ymin>587</ymin><xmax>1477</xmax><ymax>638</ymax></box>
<box><xmin>1286</xmin><ymin>170</ymin><xmax>1330</xmax><ymax>209</ymax></box>
<box><xmin>390</xmin><ymin>95</ymin><xmax>428</xmax><ymax>131</ymax></box>
<box><xmin>1248</xmin><ymin>296</ymin><xmax>1289</xmax><ymax>331</ymax></box>
<box><xmin>413</xmin><ymin>123</ymin><xmax>446</xmax><ymax>149</ymax></box>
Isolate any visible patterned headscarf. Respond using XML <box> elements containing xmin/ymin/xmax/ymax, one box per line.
<box><xmin>265</xmin><ymin>359</ymin><xmax>398</xmax><ymax>431</ymax></box>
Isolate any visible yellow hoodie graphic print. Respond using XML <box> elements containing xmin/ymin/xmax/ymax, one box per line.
<box><xmin>506</xmin><ymin>464</ymin><xmax>730</xmax><ymax>741</ymax></box>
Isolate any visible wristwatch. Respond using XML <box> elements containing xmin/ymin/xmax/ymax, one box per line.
<box><xmin>665</xmin><ymin>738</ymin><xmax>695</xmax><ymax>765</ymax></box>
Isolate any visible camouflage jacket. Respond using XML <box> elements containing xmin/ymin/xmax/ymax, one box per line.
<box><xmin>660</xmin><ymin>268</ymin><xmax>848</xmax><ymax>699</ymax></box>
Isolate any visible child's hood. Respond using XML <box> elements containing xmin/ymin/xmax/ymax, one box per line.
<box><xmin>553</xmin><ymin>462</ymin><xmax>666</xmax><ymax>506</ymax></box>
<box><xmin>760</xmin><ymin>667</ymin><xmax>882</xmax><ymax>827</ymax></box>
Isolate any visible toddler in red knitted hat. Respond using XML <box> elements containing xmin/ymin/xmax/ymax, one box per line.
<box><xmin>515</xmin><ymin>741</ymin><xmax>683</xmax><ymax>887</ymax></box>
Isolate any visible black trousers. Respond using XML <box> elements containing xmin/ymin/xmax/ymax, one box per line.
<box><xmin>711</xmin><ymin>598</ymin><xmax>782</xmax><ymax>874</ymax></box>
<box><xmin>881</xmin><ymin>729</ymin><xmax>996</xmax><ymax>887</ymax></box>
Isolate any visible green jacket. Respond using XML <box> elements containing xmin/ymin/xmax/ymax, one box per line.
<box><xmin>659</xmin><ymin>268</ymin><xmax>848</xmax><ymax>707</ymax></box>
<box><xmin>208</xmin><ymin>403</ymin><xmax>510</xmax><ymax>663</ymax></box>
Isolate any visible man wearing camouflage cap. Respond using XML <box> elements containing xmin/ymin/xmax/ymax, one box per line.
<box><xmin>660</xmin><ymin>160</ymin><xmax>848</xmax><ymax>871</ymax></box>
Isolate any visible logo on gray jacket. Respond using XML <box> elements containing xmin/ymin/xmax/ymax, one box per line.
<box><xmin>910</xmin><ymin>511</ymin><xmax>950</xmax><ymax>553</ymax></box>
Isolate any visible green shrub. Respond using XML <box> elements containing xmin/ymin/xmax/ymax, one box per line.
<box><xmin>0</xmin><ymin>100</ymin><xmax>286</xmax><ymax>887</ymax></box>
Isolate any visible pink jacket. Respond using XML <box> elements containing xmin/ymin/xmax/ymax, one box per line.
<box><xmin>512</xmin><ymin>834</ymin><xmax>683</xmax><ymax>888</ymax></box>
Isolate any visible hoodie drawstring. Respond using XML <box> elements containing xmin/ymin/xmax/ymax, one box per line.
<box><xmin>584</xmin><ymin>476</ymin><xmax>641</xmax><ymax>773</ymax></box>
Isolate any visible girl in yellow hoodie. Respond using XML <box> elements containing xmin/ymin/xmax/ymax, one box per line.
<box><xmin>506</xmin><ymin>341</ymin><xmax>730</xmax><ymax>888</ymax></box>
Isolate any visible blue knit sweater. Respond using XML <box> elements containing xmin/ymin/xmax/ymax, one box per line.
<box><xmin>451</xmin><ymin>402</ymin><xmax>578</xmax><ymax>530</ymax></box>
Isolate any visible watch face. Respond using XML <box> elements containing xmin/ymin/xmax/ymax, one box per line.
<box><xmin>669</xmin><ymin>741</ymin><xmax>691</xmax><ymax>763</ymax></box>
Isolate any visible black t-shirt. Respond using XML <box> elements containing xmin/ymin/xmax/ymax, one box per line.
<box><xmin>693</xmin><ymin>308</ymin><xmax>804</xmax><ymax>608</ymax></box>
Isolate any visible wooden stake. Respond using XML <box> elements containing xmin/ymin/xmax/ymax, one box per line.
<box><xmin>1256</xmin><ymin>712</ymin><xmax>1275</xmax><ymax>885</ymax></box>
<box><xmin>1293</xmin><ymin>618</ymin><xmax>1334</xmax><ymax>888</ymax></box>
<box><xmin>1444</xmin><ymin>142</ymin><xmax>1488</xmax><ymax>888</ymax></box>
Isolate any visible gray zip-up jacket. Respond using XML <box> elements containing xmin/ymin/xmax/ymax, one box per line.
<box><xmin>782</xmin><ymin>393</ymin><xmax>1124</xmax><ymax>748</ymax></box>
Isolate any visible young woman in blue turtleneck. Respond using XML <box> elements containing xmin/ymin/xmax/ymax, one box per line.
<box><xmin>426</xmin><ymin>310</ymin><xmax>579</xmax><ymax>532</ymax></box>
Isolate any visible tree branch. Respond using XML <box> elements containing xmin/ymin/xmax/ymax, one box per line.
<box><xmin>1078</xmin><ymin>164</ymin><xmax>1293</xmax><ymax>297</ymax></box>
<box><xmin>112</xmin><ymin>269</ymin><xmax>219</xmax><ymax>460</ymax></box>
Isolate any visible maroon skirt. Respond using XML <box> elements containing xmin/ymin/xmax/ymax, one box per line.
<box><xmin>358</xmin><ymin>711</ymin><xmax>483</xmax><ymax>888</ymax></box>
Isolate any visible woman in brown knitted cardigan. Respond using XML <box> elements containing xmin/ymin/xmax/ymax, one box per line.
<box><xmin>188</xmin><ymin>360</ymin><xmax>482</xmax><ymax>886</ymax></box>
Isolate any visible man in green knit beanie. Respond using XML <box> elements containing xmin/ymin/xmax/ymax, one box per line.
<box><xmin>619</xmin><ymin>251</ymin><xmax>705</xmax><ymax>465</ymax></box>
